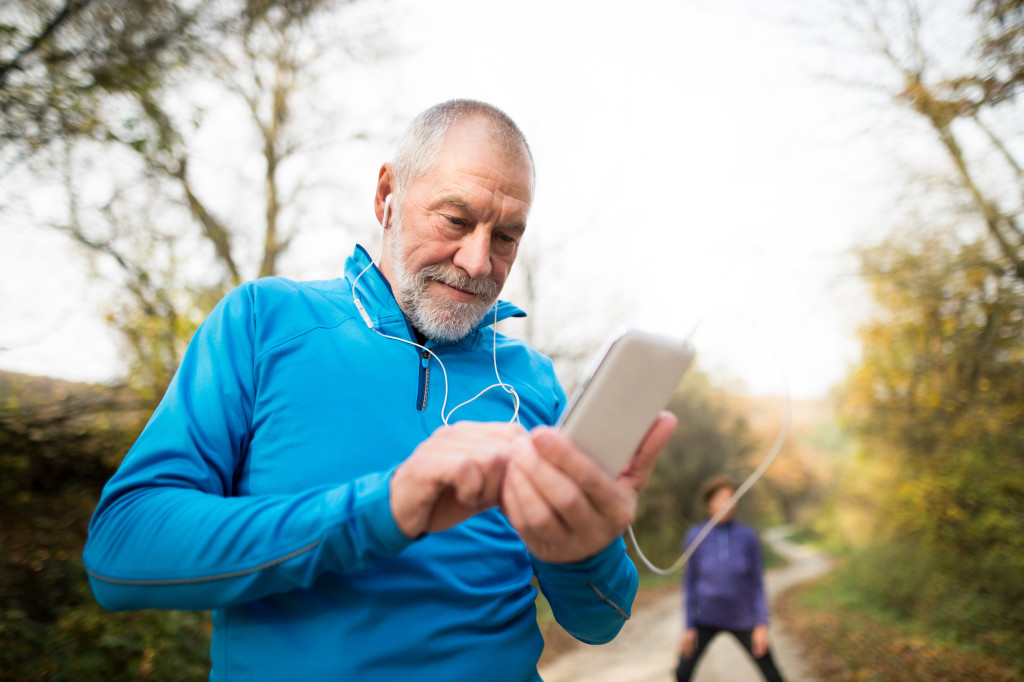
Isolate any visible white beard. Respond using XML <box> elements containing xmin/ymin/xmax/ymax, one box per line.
<box><xmin>386</xmin><ymin>219</ymin><xmax>500</xmax><ymax>342</ymax></box>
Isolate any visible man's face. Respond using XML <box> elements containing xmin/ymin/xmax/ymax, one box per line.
<box><xmin>380</xmin><ymin>117</ymin><xmax>533</xmax><ymax>342</ymax></box>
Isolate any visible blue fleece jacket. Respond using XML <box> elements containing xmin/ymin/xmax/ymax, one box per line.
<box><xmin>83</xmin><ymin>246</ymin><xmax>639</xmax><ymax>681</ymax></box>
<box><xmin>682</xmin><ymin>521</ymin><xmax>768</xmax><ymax>631</ymax></box>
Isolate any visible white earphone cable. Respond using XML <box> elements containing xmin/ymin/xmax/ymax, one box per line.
<box><xmin>627</xmin><ymin>314</ymin><xmax>792</xmax><ymax>575</ymax></box>
<box><xmin>351</xmin><ymin>195</ymin><xmax>520</xmax><ymax>426</ymax></box>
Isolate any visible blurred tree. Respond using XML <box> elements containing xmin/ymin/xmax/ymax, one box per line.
<box><xmin>972</xmin><ymin>0</ymin><xmax>1024</xmax><ymax>102</ymax></box>
<box><xmin>835</xmin><ymin>226</ymin><xmax>1024</xmax><ymax>660</ymax></box>
<box><xmin>0</xmin><ymin>0</ymin><xmax>317</xmax><ymax>164</ymax></box>
<box><xmin>2</xmin><ymin>0</ymin><xmax>193</xmax><ymax>163</ymax></box>
<box><xmin>844</xmin><ymin>228</ymin><xmax>1024</xmax><ymax>462</ymax></box>
<box><xmin>733</xmin><ymin>394</ymin><xmax>828</xmax><ymax>525</ymax></box>
<box><xmin>2</xmin><ymin>0</ymin><xmax>385</xmax><ymax>396</ymax></box>
<box><xmin>839</xmin><ymin>0</ymin><xmax>1024</xmax><ymax>281</ymax></box>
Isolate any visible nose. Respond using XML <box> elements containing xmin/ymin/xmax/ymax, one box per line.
<box><xmin>453</xmin><ymin>229</ymin><xmax>493</xmax><ymax>279</ymax></box>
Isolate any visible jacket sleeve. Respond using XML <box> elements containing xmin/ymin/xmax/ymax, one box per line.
<box><xmin>531</xmin><ymin>537</ymin><xmax>638</xmax><ymax>644</ymax></box>
<box><xmin>82</xmin><ymin>286</ymin><xmax>414</xmax><ymax>612</ymax></box>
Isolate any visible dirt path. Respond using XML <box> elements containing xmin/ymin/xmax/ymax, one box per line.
<box><xmin>537</xmin><ymin>527</ymin><xmax>833</xmax><ymax>682</ymax></box>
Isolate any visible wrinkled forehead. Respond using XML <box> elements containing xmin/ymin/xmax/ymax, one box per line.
<box><xmin>441</xmin><ymin>117</ymin><xmax>534</xmax><ymax>189</ymax></box>
<box><xmin>430</xmin><ymin>120</ymin><xmax>534</xmax><ymax>207</ymax></box>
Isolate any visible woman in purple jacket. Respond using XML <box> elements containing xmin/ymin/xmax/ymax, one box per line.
<box><xmin>675</xmin><ymin>475</ymin><xmax>785</xmax><ymax>682</ymax></box>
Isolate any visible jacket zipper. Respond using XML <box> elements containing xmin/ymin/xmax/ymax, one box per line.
<box><xmin>416</xmin><ymin>350</ymin><xmax>430</xmax><ymax>411</ymax></box>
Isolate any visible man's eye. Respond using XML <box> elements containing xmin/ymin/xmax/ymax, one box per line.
<box><xmin>493</xmin><ymin>233</ymin><xmax>519</xmax><ymax>255</ymax></box>
<box><xmin>445</xmin><ymin>215</ymin><xmax>466</xmax><ymax>227</ymax></box>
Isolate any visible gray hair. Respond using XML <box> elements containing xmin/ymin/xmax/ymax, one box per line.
<box><xmin>391</xmin><ymin>99</ymin><xmax>533</xmax><ymax>200</ymax></box>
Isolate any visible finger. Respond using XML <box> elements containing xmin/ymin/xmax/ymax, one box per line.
<box><xmin>446</xmin><ymin>420</ymin><xmax>527</xmax><ymax>440</ymax></box>
<box><xmin>473</xmin><ymin>442</ymin><xmax>513</xmax><ymax>507</ymax></box>
<box><xmin>502</xmin><ymin>459</ymin><xmax>571</xmax><ymax>550</ymax></box>
<box><xmin>529</xmin><ymin>429</ymin><xmax>639</xmax><ymax>534</ymax></box>
<box><xmin>619</xmin><ymin>410</ymin><xmax>678</xmax><ymax>491</ymax></box>
<box><xmin>529</xmin><ymin>427</ymin><xmax>616</xmax><ymax>501</ymax></box>
<box><xmin>513</xmin><ymin>434</ymin><xmax>601</xmax><ymax>530</ymax></box>
<box><xmin>451</xmin><ymin>433</ymin><xmax>520</xmax><ymax>508</ymax></box>
<box><xmin>396</xmin><ymin>423</ymin><xmax>520</xmax><ymax>536</ymax></box>
<box><xmin>452</xmin><ymin>459</ymin><xmax>485</xmax><ymax>507</ymax></box>
<box><xmin>499</xmin><ymin>463</ymin><xmax>524</xmax><ymax>528</ymax></box>
<box><xmin>507</xmin><ymin>459</ymin><xmax>570</xmax><ymax>535</ymax></box>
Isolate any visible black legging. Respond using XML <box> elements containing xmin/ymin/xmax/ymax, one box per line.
<box><xmin>675</xmin><ymin>625</ymin><xmax>785</xmax><ymax>682</ymax></box>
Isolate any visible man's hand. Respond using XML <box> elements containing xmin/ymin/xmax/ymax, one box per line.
<box><xmin>500</xmin><ymin>410</ymin><xmax>677</xmax><ymax>563</ymax></box>
<box><xmin>390</xmin><ymin>422</ymin><xmax>527</xmax><ymax>539</ymax></box>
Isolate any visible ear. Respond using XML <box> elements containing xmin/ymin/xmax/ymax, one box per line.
<box><xmin>375</xmin><ymin>163</ymin><xmax>396</xmax><ymax>228</ymax></box>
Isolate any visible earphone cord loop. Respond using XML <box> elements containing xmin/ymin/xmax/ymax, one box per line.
<box><xmin>444</xmin><ymin>304</ymin><xmax>521</xmax><ymax>424</ymax></box>
<box><xmin>626</xmin><ymin>313</ymin><xmax>793</xmax><ymax>576</ymax></box>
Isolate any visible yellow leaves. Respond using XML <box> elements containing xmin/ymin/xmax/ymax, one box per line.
<box><xmin>841</xmin><ymin>228</ymin><xmax>1024</xmax><ymax>463</ymax></box>
<box><xmin>942</xmin><ymin>503</ymin><xmax>966</xmax><ymax>523</ymax></box>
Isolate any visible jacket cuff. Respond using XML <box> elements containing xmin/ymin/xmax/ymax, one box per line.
<box><xmin>532</xmin><ymin>537</ymin><xmax>625</xmax><ymax>578</ymax></box>
<box><xmin>323</xmin><ymin>469</ymin><xmax>417</xmax><ymax>564</ymax></box>
<box><xmin>532</xmin><ymin>537</ymin><xmax>637</xmax><ymax>608</ymax></box>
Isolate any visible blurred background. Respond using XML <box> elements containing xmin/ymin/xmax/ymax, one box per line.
<box><xmin>2</xmin><ymin>0</ymin><xmax>1021</xmax><ymax>679</ymax></box>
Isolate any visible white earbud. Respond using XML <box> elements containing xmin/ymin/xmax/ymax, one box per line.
<box><xmin>381</xmin><ymin>193</ymin><xmax>392</xmax><ymax>228</ymax></box>
<box><xmin>354</xmin><ymin>194</ymin><xmax>393</xmax><ymax>329</ymax></box>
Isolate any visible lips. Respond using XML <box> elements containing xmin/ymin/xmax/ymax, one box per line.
<box><xmin>422</xmin><ymin>265</ymin><xmax>499</xmax><ymax>302</ymax></box>
<box><xmin>432</xmin><ymin>278</ymin><xmax>480</xmax><ymax>302</ymax></box>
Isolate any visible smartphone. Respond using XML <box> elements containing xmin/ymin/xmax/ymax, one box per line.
<box><xmin>557</xmin><ymin>330</ymin><xmax>695</xmax><ymax>476</ymax></box>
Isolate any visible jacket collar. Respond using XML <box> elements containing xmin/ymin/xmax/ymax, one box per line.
<box><xmin>345</xmin><ymin>244</ymin><xmax>526</xmax><ymax>347</ymax></box>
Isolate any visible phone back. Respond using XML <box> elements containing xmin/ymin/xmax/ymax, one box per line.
<box><xmin>559</xmin><ymin>330</ymin><xmax>695</xmax><ymax>476</ymax></box>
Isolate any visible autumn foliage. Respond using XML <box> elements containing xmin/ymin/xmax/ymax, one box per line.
<box><xmin>823</xmin><ymin>229</ymin><xmax>1024</xmax><ymax>671</ymax></box>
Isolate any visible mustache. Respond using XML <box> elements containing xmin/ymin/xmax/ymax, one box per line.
<box><xmin>419</xmin><ymin>264</ymin><xmax>500</xmax><ymax>299</ymax></box>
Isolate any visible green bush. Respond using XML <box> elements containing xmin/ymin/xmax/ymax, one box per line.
<box><xmin>831</xmin><ymin>537</ymin><xmax>1024</xmax><ymax>671</ymax></box>
<box><xmin>1</xmin><ymin>373</ymin><xmax>211</xmax><ymax>680</ymax></box>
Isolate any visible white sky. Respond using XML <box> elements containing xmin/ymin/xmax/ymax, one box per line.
<box><xmin>1</xmin><ymin>0</ymin><xmax>946</xmax><ymax>399</ymax></box>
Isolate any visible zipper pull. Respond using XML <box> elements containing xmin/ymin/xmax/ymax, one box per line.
<box><xmin>417</xmin><ymin>350</ymin><xmax>431</xmax><ymax>412</ymax></box>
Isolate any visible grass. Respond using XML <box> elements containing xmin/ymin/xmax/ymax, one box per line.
<box><xmin>760</xmin><ymin>536</ymin><xmax>786</xmax><ymax>570</ymax></box>
<box><xmin>775</xmin><ymin>569</ymin><xmax>1021</xmax><ymax>681</ymax></box>
<box><xmin>781</xmin><ymin>525</ymin><xmax>823</xmax><ymax>547</ymax></box>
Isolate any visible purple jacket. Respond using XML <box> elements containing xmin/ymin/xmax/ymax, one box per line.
<box><xmin>682</xmin><ymin>521</ymin><xmax>768</xmax><ymax>630</ymax></box>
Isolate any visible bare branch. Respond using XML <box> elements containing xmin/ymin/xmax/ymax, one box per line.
<box><xmin>844</xmin><ymin>0</ymin><xmax>1024</xmax><ymax>282</ymax></box>
<box><xmin>0</xmin><ymin>0</ymin><xmax>93</xmax><ymax>89</ymax></box>
<box><xmin>970</xmin><ymin>111</ymin><xmax>1024</xmax><ymax>218</ymax></box>
<box><xmin>171</xmin><ymin>158</ymin><xmax>244</xmax><ymax>287</ymax></box>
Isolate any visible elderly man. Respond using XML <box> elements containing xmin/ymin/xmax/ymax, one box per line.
<box><xmin>83</xmin><ymin>99</ymin><xmax>676</xmax><ymax>681</ymax></box>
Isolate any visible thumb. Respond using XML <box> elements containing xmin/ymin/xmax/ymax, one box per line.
<box><xmin>620</xmin><ymin>410</ymin><xmax>677</xmax><ymax>491</ymax></box>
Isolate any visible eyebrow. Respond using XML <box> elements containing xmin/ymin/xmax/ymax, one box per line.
<box><xmin>433</xmin><ymin>195</ymin><xmax>527</xmax><ymax>234</ymax></box>
<box><xmin>434</xmin><ymin>195</ymin><xmax>472</xmax><ymax>212</ymax></box>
